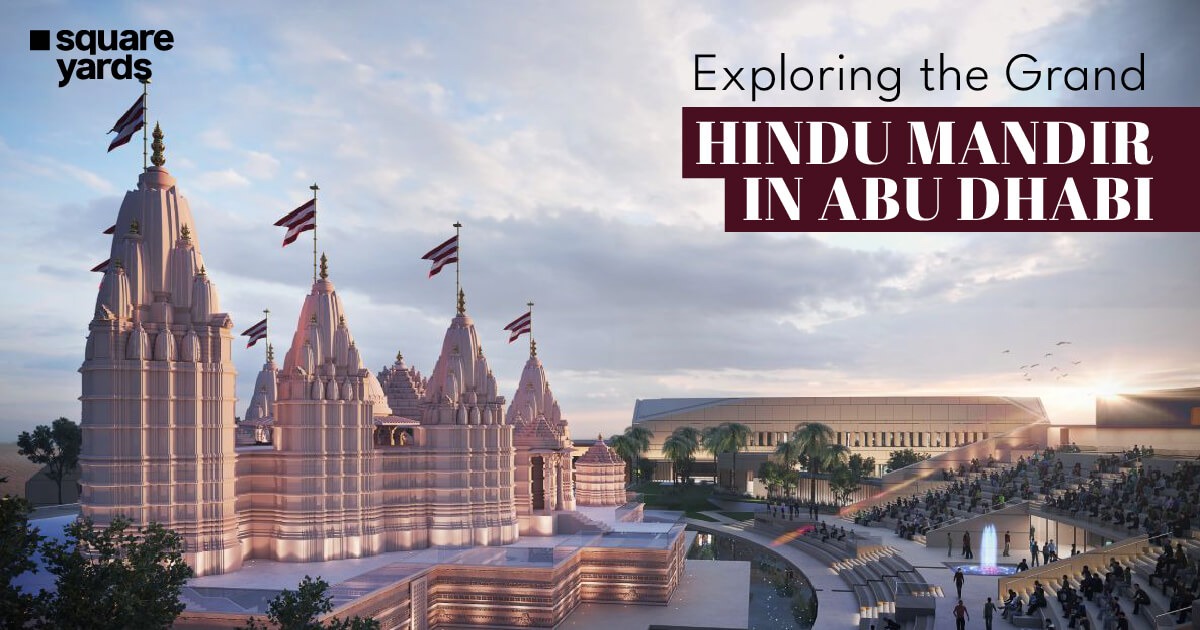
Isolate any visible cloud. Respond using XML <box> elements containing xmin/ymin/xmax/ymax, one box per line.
<box><xmin>0</xmin><ymin>1</ymin><xmax>1196</xmax><ymax>440</ymax></box>
<box><xmin>193</xmin><ymin>168</ymin><xmax>251</xmax><ymax>189</ymax></box>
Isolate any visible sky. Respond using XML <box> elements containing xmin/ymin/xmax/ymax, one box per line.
<box><xmin>0</xmin><ymin>0</ymin><xmax>1197</xmax><ymax>440</ymax></box>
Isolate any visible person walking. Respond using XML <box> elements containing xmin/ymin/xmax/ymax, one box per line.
<box><xmin>963</xmin><ymin>530</ymin><xmax>973</xmax><ymax>559</ymax></box>
<box><xmin>953</xmin><ymin>599</ymin><xmax>970</xmax><ymax>630</ymax></box>
<box><xmin>1030</xmin><ymin>538</ymin><xmax>1040</xmax><ymax>567</ymax></box>
<box><xmin>954</xmin><ymin>568</ymin><xmax>966</xmax><ymax>599</ymax></box>
<box><xmin>1003</xmin><ymin>530</ymin><xmax>1011</xmax><ymax>557</ymax></box>
<box><xmin>983</xmin><ymin>596</ymin><xmax>996</xmax><ymax>630</ymax></box>
<box><xmin>947</xmin><ymin>531</ymin><xmax>953</xmax><ymax>558</ymax></box>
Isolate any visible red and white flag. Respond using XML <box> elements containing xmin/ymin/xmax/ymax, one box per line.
<box><xmin>107</xmin><ymin>95</ymin><xmax>145</xmax><ymax>152</ymax></box>
<box><xmin>241</xmin><ymin>318</ymin><xmax>268</xmax><ymax>348</ymax></box>
<box><xmin>421</xmin><ymin>235</ymin><xmax>458</xmax><ymax>278</ymax></box>
<box><xmin>503</xmin><ymin>311</ymin><xmax>532</xmax><ymax>343</ymax></box>
<box><xmin>274</xmin><ymin>198</ymin><xmax>316</xmax><ymax>247</ymax></box>
<box><xmin>91</xmin><ymin>259</ymin><xmax>111</xmax><ymax>273</ymax></box>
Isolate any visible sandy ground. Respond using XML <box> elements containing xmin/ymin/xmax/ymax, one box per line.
<box><xmin>0</xmin><ymin>442</ymin><xmax>44</xmax><ymax>498</ymax></box>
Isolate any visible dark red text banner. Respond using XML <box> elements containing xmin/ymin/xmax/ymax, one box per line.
<box><xmin>681</xmin><ymin>107</ymin><xmax>1200</xmax><ymax>232</ymax></box>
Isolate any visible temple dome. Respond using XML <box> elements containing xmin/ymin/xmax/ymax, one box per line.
<box><xmin>421</xmin><ymin>307</ymin><xmax>503</xmax><ymax>425</ymax></box>
<box><xmin>379</xmin><ymin>352</ymin><xmax>426</xmax><ymax>420</ymax></box>
<box><xmin>280</xmin><ymin>265</ymin><xmax>391</xmax><ymax>417</ymax></box>
<box><xmin>578</xmin><ymin>435</ymin><xmax>623</xmax><ymax>466</ymax></box>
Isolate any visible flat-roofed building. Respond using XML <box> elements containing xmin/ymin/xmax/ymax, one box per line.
<box><xmin>632</xmin><ymin>396</ymin><xmax>1049</xmax><ymax>494</ymax></box>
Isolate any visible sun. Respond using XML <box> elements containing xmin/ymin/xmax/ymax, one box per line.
<box><xmin>1091</xmin><ymin>381</ymin><xmax>1124</xmax><ymax>399</ymax></box>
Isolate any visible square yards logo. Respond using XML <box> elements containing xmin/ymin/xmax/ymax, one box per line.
<box><xmin>29</xmin><ymin>29</ymin><xmax>174</xmax><ymax>87</ymax></box>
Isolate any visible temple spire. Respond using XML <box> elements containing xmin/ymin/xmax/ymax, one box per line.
<box><xmin>527</xmin><ymin>301</ymin><xmax>535</xmax><ymax>357</ymax></box>
<box><xmin>150</xmin><ymin>122</ymin><xmax>165</xmax><ymax>167</ymax></box>
<box><xmin>309</xmin><ymin>183</ymin><xmax>319</xmax><ymax>282</ymax></box>
<box><xmin>141</xmin><ymin>78</ymin><xmax>150</xmax><ymax>171</ymax></box>
<box><xmin>454</xmin><ymin>221</ymin><xmax>462</xmax><ymax>314</ymax></box>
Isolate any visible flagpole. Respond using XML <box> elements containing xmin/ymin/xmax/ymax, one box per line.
<box><xmin>141</xmin><ymin>78</ymin><xmax>150</xmax><ymax>171</ymax></box>
<box><xmin>310</xmin><ymin>183</ymin><xmax>320</xmax><ymax>283</ymax></box>
<box><xmin>527</xmin><ymin>301</ymin><xmax>534</xmax><ymax>356</ymax></box>
<box><xmin>263</xmin><ymin>308</ymin><xmax>270</xmax><ymax>361</ymax></box>
<box><xmin>453</xmin><ymin>221</ymin><xmax>463</xmax><ymax>314</ymax></box>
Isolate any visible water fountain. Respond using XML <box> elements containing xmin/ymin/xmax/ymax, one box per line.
<box><xmin>955</xmin><ymin>523</ymin><xmax>1016</xmax><ymax>575</ymax></box>
<box><xmin>980</xmin><ymin>524</ymin><xmax>998</xmax><ymax>572</ymax></box>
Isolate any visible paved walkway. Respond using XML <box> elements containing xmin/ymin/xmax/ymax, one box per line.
<box><xmin>686</xmin><ymin>512</ymin><xmax>1042</xmax><ymax>629</ymax></box>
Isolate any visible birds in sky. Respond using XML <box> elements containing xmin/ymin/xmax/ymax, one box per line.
<box><xmin>1005</xmin><ymin>341</ymin><xmax>1084</xmax><ymax>383</ymax></box>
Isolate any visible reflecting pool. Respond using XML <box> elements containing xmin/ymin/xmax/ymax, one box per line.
<box><xmin>687</xmin><ymin>528</ymin><xmax>817</xmax><ymax>629</ymax></box>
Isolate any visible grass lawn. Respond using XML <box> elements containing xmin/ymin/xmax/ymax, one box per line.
<box><xmin>633</xmin><ymin>482</ymin><xmax>721</xmax><ymax>514</ymax></box>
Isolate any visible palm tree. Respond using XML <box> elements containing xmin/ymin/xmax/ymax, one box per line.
<box><xmin>607</xmin><ymin>434</ymin><xmax>637</xmax><ymax>484</ymax></box>
<box><xmin>722</xmin><ymin>422</ymin><xmax>753</xmax><ymax>492</ymax></box>
<box><xmin>664</xmin><ymin>426</ymin><xmax>701</xmax><ymax>484</ymax></box>
<box><xmin>623</xmin><ymin>425</ymin><xmax>654</xmax><ymax>482</ymax></box>
<box><xmin>670</xmin><ymin>426</ymin><xmax>701</xmax><ymax>452</ymax></box>
<box><xmin>790</xmin><ymin>422</ymin><xmax>849</xmax><ymax>510</ymax></box>
<box><xmin>662</xmin><ymin>434</ymin><xmax>694</xmax><ymax>485</ymax></box>
<box><xmin>774</xmin><ymin>437</ymin><xmax>804</xmax><ymax>499</ymax></box>
<box><xmin>700</xmin><ymin>425</ymin><xmax>725</xmax><ymax>485</ymax></box>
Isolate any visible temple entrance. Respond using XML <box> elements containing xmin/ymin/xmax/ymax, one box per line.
<box><xmin>531</xmin><ymin>456</ymin><xmax>545</xmax><ymax>510</ymax></box>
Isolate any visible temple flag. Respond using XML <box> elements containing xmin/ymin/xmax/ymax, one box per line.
<box><xmin>421</xmin><ymin>235</ymin><xmax>459</xmax><ymax>278</ymax></box>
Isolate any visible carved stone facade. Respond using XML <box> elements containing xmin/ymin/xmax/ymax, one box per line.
<box><xmin>80</xmin><ymin>159</ymin><xmax>242</xmax><ymax>576</ymax></box>
<box><xmin>509</xmin><ymin>353</ymin><xmax>576</xmax><ymax>532</ymax></box>
<box><xmin>574</xmin><ymin>436</ymin><xmax>627</xmax><ymax>506</ymax></box>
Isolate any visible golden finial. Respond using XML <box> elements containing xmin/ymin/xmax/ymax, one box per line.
<box><xmin>457</xmin><ymin>288</ymin><xmax>465</xmax><ymax>316</ymax></box>
<box><xmin>338</xmin><ymin>314</ymin><xmax>346</xmax><ymax>327</ymax></box>
<box><xmin>319</xmin><ymin>252</ymin><xmax>328</xmax><ymax>280</ymax></box>
<box><xmin>129</xmin><ymin>220</ymin><xmax>140</xmax><ymax>235</ymax></box>
<box><xmin>150</xmin><ymin>122</ymin><xmax>165</xmax><ymax>167</ymax></box>
<box><xmin>199</xmin><ymin>265</ymin><xmax>206</xmax><ymax>276</ymax></box>
<box><xmin>531</xmin><ymin>339</ymin><xmax>538</xmax><ymax>357</ymax></box>
<box><xmin>114</xmin><ymin>258</ymin><xmax>124</xmax><ymax>269</ymax></box>
<box><xmin>266</xmin><ymin>343</ymin><xmax>275</xmax><ymax>362</ymax></box>
<box><xmin>180</xmin><ymin>225</ymin><xmax>190</xmax><ymax>240</ymax></box>
<box><xmin>396</xmin><ymin>350</ymin><xmax>403</xmax><ymax>363</ymax></box>
<box><xmin>310</xmin><ymin>314</ymin><xmax>318</xmax><ymax>324</ymax></box>
<box><xmin>598</xmin><ymin>433</ymin><xmax>604</xmax><ymax>441</ymax></box>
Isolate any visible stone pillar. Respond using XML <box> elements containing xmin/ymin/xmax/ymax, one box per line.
<box><xmin>543</xmin><ymin>454</ymin><xmax>556</xmax><ymax>512</ymax></box>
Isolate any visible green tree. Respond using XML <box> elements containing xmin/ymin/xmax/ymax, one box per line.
<box><xmin>241</xmin><ymin>575</ymin><xmax>379</xmax><ymax>630</ymax></box>
<box><xmin>17</xmin><ymin>417</ymin><xmax>82</xmax><ymax>505</ymax></box>
<box><xmin>790</xmin><ymin>422</ymin><xmax>849</xmax><ymax>509</ymax></box>
<box><xmin>700</xmin><ymin>425</ymin><xmax>725</xmax><ymax>484</ymax></box>
<box><xmin>756</xmin><ymin>461</ymin><xmax>791</xmax><ymax>499</ymax></box>
<box><xmin>607</xmin><ymin>433</ymin><xmax>637</xmax><ymax>483</ymax></box>
<box><xmin>607</xmin><ymin>426</ymin><xmax>653</xmax><ymax>484</ymax></box>
<box><xmin>662</xmin><ymin>427</ymin><xmax>701</xmax><ymax>485</ymax></box>
<box><xmin>0</xmin><ymin>477</ymin><xmax>43</xmax><ymax>629</ymax></box>
<box><xmin>721</xmin><ymin>423</ymin><xmax>753</xmax><ymax>492</ymax></box>
<box><xmin>828</xmin><ymin>461</ymin><xmax>862</xmax><ymax>507</ymax></box>
<box><xmin>846</xmin><ymin>453</ymin><xmax>876</xmax><ymax>479</ymax></box>
<box><xmin>39</xmin><ymin>516</ymin><xmax>193</xmax><ymax>629</ymax></box>
<box><xmin>773</xmin><ymin>437</ymin><xmax>804</xmax><ymax>498</ymax></box>
<box><xmin>624</xmin><ymin>425</ymin><xmax>654</xmax><ymax>482</ymax></box>
<box><xmin>886</xmin><ymin>448</ymin><xmax>929</xmax><ymax>472</ymax></box>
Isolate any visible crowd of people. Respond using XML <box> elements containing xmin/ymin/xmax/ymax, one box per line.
<box><xmin>851</xmin><ymin>451</ymin><xmax>1060</xmax><ymax>538</ymax></box>
<box><xmin>1045</xmin><ymin>452</ymin><xmax>1197</xmax><ymax>541</ymax></box>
